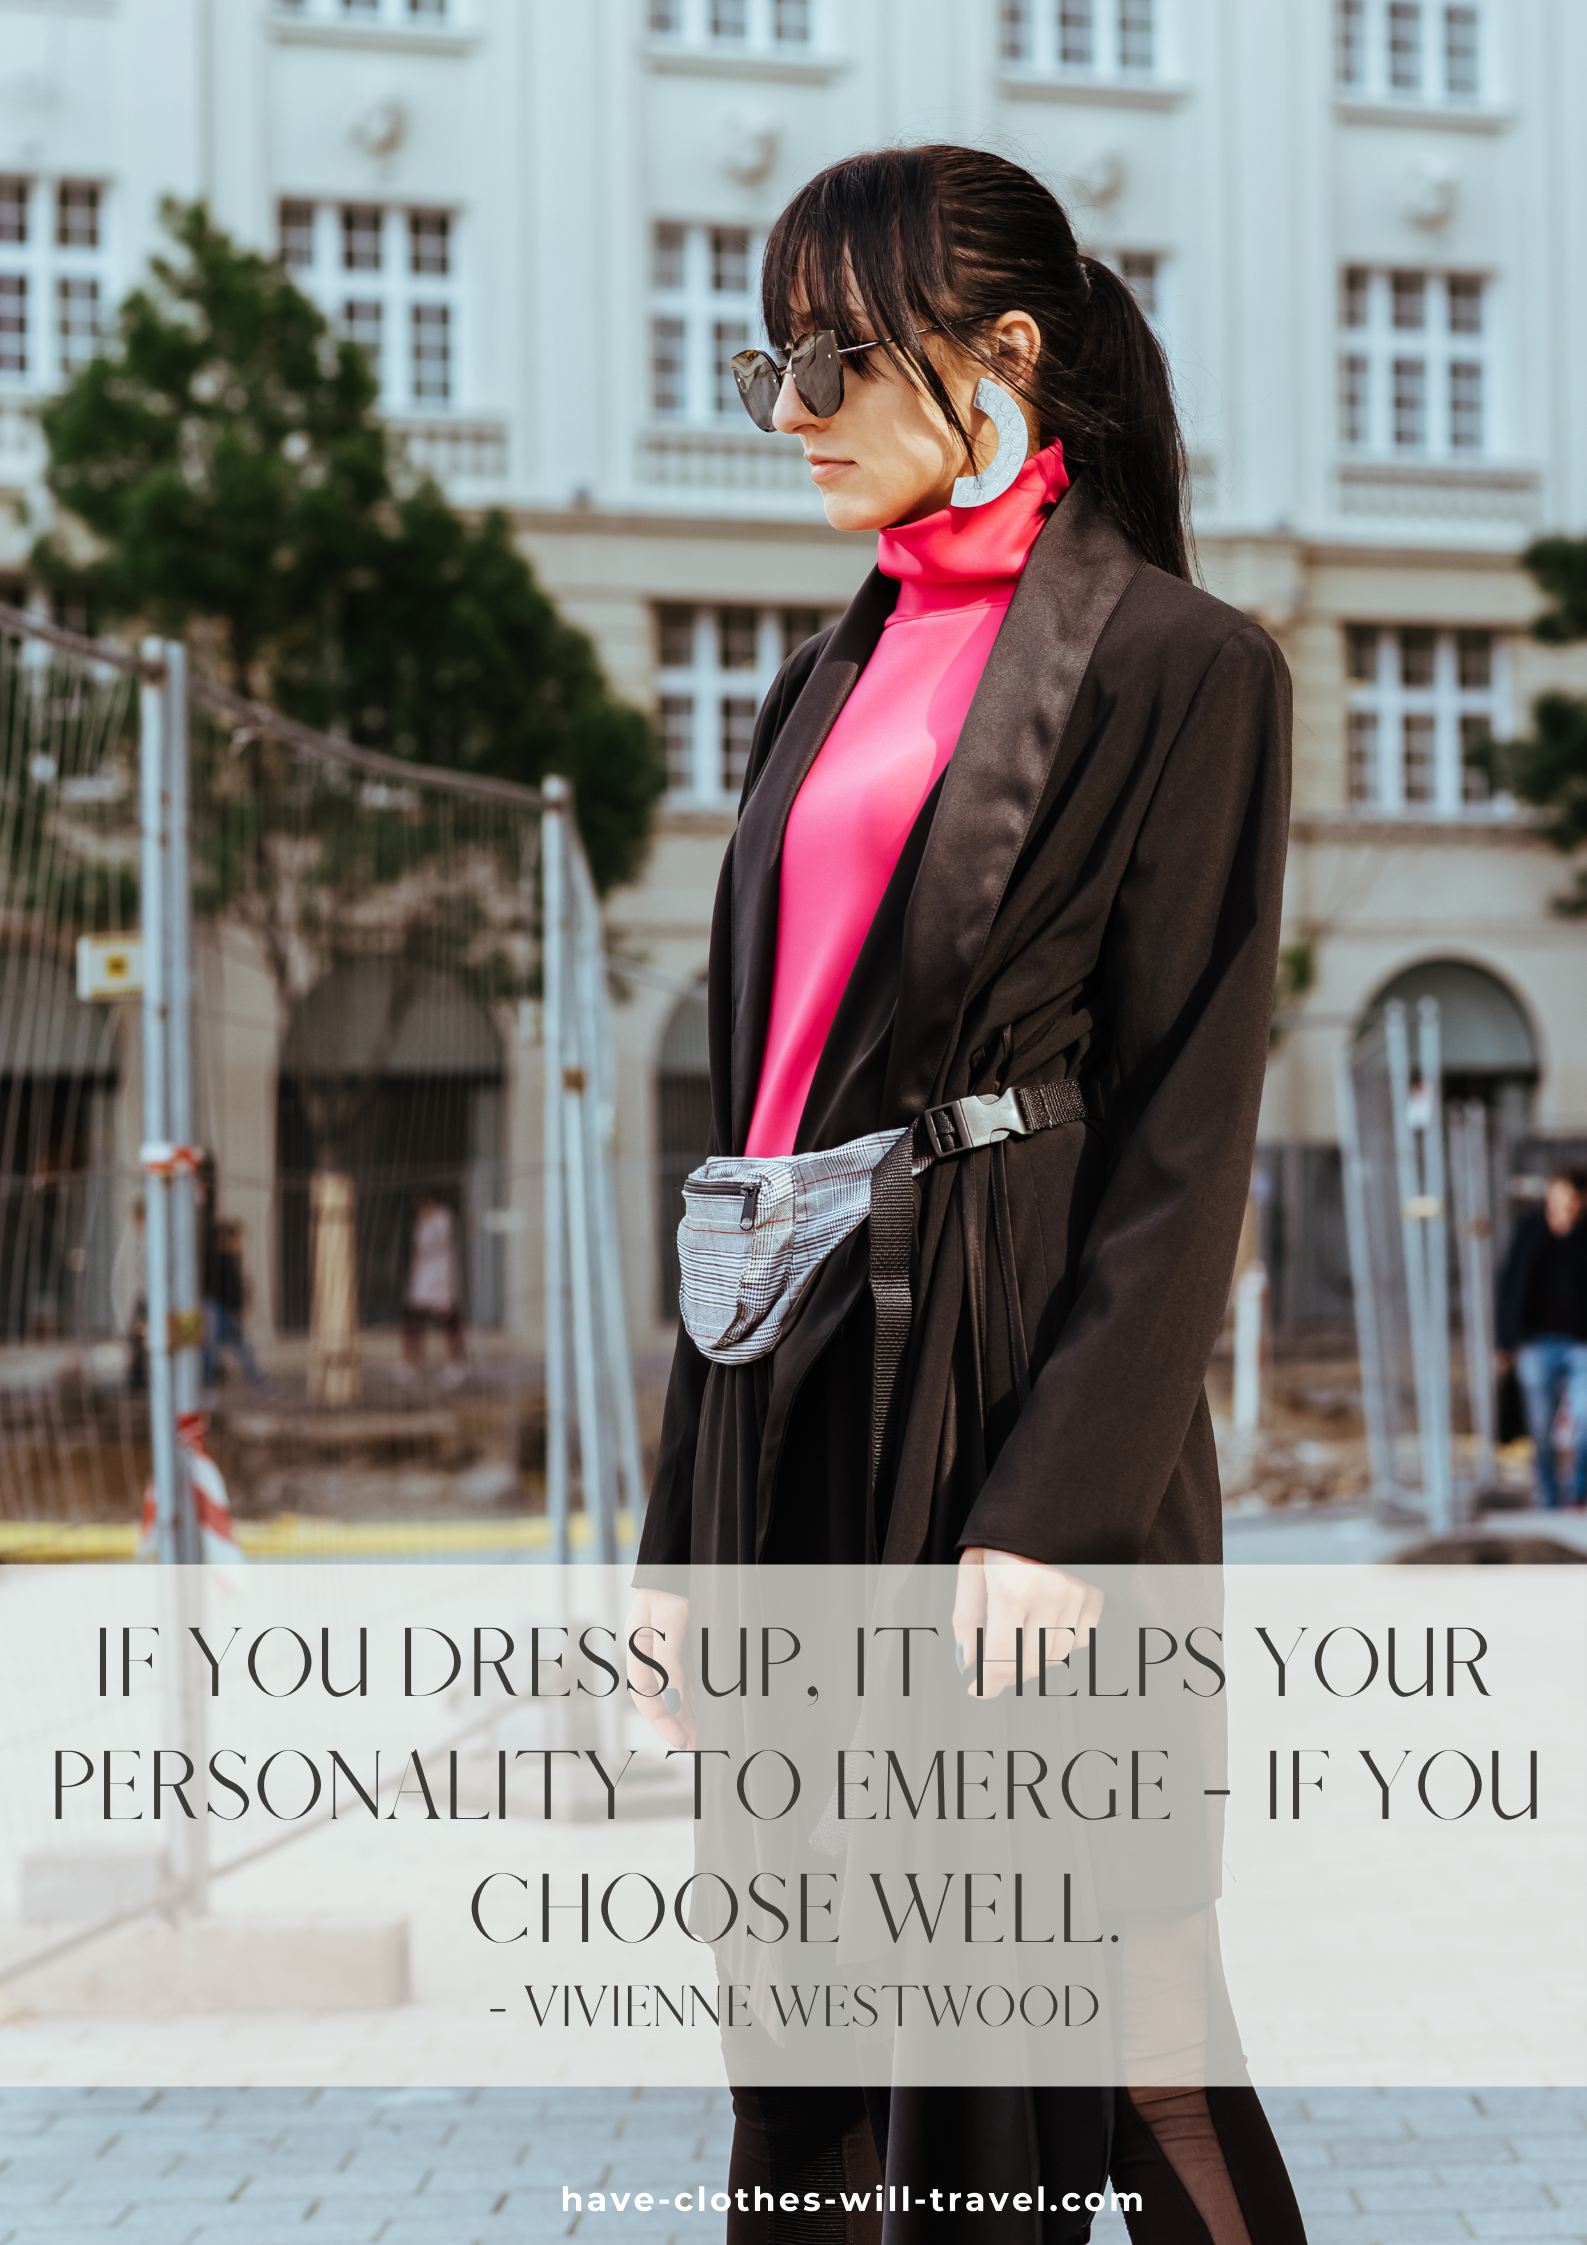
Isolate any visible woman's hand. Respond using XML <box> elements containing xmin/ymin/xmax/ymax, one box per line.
<box><xmin>952</xmin><ymin>1546</ymin><xmax>1104</xmax><ymax>1699</ymax></box>
<box><xmin>624</xmin><ymin>1586</ymin><xmax>695</xmax><ymax>1750</ymax></box>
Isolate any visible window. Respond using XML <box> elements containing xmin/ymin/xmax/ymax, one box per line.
<box><xmin>410</xmin><ymin>211</ymin><xmax>450</xmax><ymax>276</ymax></box>
<box><xmin>56</xmin><ymin>184</ymin><xmax>99</xmax><ymax>250</ymax></box>
<box><xmin>1060</xmin><ymin>0</ymin><xmax>1093</xmax><ymax>65</ymax></box>
<box><xmin>57</xmin><ymin>278</ymin><xmax>99</xmax><ymax>374</ymax></box>
<box><xmin>1339</xmin><ymin>352</ymin><xmax>1369</xmax><ymax>447</ymax></box>
<box><xmin>1337</xmin><ymin>267</ymin><xmax>1489</xmax><ymax>459</ymax></box>
<box><xmin>278</xmin><ymin>199</ymin><xmax>461</xmax><ymax>410</ymax></box>
<box><xmin>0</xmin><ymin>274</ymin><xmax>24</xmax><ymax>376</ymax></box>
<box><xmin>1004</xmin><ymin>0</ymin><xmax>1157</xmax><ymax>75</ymax></box>
<box><xmin>1344</xmin><ymin>627</ymin><xmax>1509</xmax><ymax>815</ymax></box>
<box><xmin>0</xmin><ymin>176</ymin><xmax>109</xmax><ymax>389</ymax></box>
<box><xmin>1444</xmin><ymin>4</ymin><xmax>1479</xmax><ymax>95</ymax></box>
<box><xmin>280</xmin><ymin>200</ymin><xmax>315</xmax><ymax>269</ymax></box>
<box><xmin>1336</xmin><ymin>0</ymin><xmax>1366</xmax><ymax>83</ymax></box>
<box><xmin>411</xmin><ymin>303</ymin><xmax>449</xmax><ymax>401</ymax></box>
<box><xmin>1392</xmin><ymin>355</ymin><xmax>1426</xmax><ymax>450</ymax></box>
<box><xmin>1334</xmin><ymin>0</ymin><xmax>1483</xmax><ymax>102</ymax></box>
<box><xmin>274</xmin><ymin>0</ymin><xmax>453</xmax><ymax>21</ymax></box>
<box><xmin>648</xmin><ymin>0</ymin><xmax>812</xmax><ymax>45</ymax></box>
<box><xmin>1449</xmin><ymin>359</ymin><xmax>1482</xmax><ymax>450</ymax></box>
<box><xmin>649</xmin><ymin>221</ymin><xmax>764</xmax><ymax>424</ymax></box>
<box><xmin>655</xmin><ymin>604</ymin><xmax>839</xmax><ymax>802</ymax></box>
<box><xmin>1118</xmin><ymin>0</ymin><xmax>1153</xmax><ymax>69</ymax></box>
<box><xmin>1388</xmin><ymin>1</ymin><xmax>1421</xmax><ymax>90</ymax></box>
<box><xmin>342</xmin><ymin>205</ymin><xmax>383</xmax><ymax>272</ymax></box>
<box><xmin>343</xmin><ymin>299</ymin><xmax>383</xmax><ymax>370</ymax></box>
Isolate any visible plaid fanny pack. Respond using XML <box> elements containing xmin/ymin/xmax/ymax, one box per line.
<box><xmin>677</xmin><ymin>1080</ymin><xmax>1092</xmax><ymax>1374</ymax></box>
<box><xmin>678</xmin><ymin>1129</ymin><xmax>904</xmax><ymax>1366</ymax></box>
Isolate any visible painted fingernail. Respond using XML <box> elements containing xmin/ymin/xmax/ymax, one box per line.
<box><xmin>663</xmin><ymin>1687</ymin><xmax>682</xmax><ymax>1714</ymax></box>
<box><xmin>954</xmin><ymin>1642</ymin><xmax>966</xmax><ymax>1674</ymax></box>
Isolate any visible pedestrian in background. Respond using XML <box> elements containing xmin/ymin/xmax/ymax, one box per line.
<box><xmin>112</xmin><ymin>1196</ymin><xmax>147</xmax><ymax>1393</ymax></box>
<box><xmin>400</xmin><ymin>1189</ymin><xmax>467</xmax><ymax>1387</ymax></box>
<box><xmin>1497</xmin><ymin>1163</ymin><xmax>1587</xmax><ymax>1509</ymax></box>
<box><xmin>203</xmin><ymin>1217</ymin><xmax>265</xmax><ymax>1391</ymax></box>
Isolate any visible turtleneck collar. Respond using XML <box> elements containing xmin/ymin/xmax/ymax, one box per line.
<box><xmin>878</xmin><ymin>437</ymin><xmax>1069</xmax><ymax>618</ymax></box>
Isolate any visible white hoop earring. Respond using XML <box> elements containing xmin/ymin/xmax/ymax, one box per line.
<box><xmin>951</xmin><ymin>376</ymin><xmax>1030</xmax><ymax>509</ymax></box>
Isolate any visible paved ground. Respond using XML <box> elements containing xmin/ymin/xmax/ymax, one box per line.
<box><xmin>1</xmin><ymin>2086</ymin><xmax>1585</xmax><ymax>2243</ymax></box>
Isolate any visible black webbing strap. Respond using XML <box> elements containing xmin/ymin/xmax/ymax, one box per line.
<box><xmin>867</xmin><ymin>1076</ymin><xmax>1093</xmax><ymax>1510</ymax></box>
<box><xmin>1013</xmin><ymin>1079</ymin><xmax>1090</xmax><ymax>1132</ymax></box>
<box><xmin>989</xmin><ymin>1143</ymin><xmax>1031</xmax><ymax>1409</ymax></box>
<box><xmin>867</xmin><ymin>1129</ymin><xmax>917</xmax><ymax>1521</ymax></box>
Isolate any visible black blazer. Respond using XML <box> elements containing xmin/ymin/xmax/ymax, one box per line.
<box><xmin>1497</xmin><ymin>1209</ymin><xmax>1587</xmax><ymax>1348</ymax></box>
<box><xmin>639</xmin><ymin>481</ymin><xmax>1292</xmax><ymax>1571</ymax></box>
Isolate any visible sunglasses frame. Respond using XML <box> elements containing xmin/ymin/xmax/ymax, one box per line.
<box><xmin>730</xmin><ymin>328</ymin><xmax>901</xmax><ymax>432</ymax></box>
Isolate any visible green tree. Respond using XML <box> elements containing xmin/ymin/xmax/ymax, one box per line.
<box><xmin>1475</xmin><ymin>534</ymin><xmax>1587</xmax><ymax>915</ymax></box>
<box><xmin>31</xmin><ymin>200</ymin><xmax>661</xmax><ymax>892</ymax></box>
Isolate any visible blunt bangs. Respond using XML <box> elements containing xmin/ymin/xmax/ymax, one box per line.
<box><xmin>759</xmin><ymin>152</ymin><xmax>955</xmax><ymax>390</ymax></box>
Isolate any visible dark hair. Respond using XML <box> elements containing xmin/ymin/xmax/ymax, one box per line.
<box><xmin>1547</xmin><ymin>1163</ymin><xmax>1587</xmax><ymax>1195</ymax></box>
<box><xmin>761</xmin><ymin>144</ymin><xmax>1192</xmax><ymax>581</ymax></box>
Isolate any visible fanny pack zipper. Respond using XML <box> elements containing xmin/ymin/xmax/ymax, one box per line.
<box><xmin>683</xmin><ymin>1177</ymin><xmax>762</xmax><ymax>1230</ymax></box>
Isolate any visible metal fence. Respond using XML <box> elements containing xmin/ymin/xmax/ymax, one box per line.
<box><xmin>0</xmin><ymin>599</ymin><xmax>641</xmax><ymax>1558</ymax></box>
<box><xmin>1333</xmin><ymin>994</ymin><xmax>1514</xmax><ymax>1531</ymax></box>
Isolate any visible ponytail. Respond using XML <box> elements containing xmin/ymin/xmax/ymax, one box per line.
<box><xmin>761</xmin><ymin>146</ymin><xmax>1194</xmax><ymax>582</ymax></box>
<box><xmin>1068</xmin><ymin>255</ymin><xmax>1191</xmax><ymax>582</ymax></box>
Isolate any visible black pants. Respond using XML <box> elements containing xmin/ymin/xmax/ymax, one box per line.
<box><xmin>726</xmin><ymin>2085</ymin><xmax>1308</xmax><ymax>2244</ymax></box>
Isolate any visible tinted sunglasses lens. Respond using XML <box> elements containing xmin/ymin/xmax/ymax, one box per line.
<box><xmin>731</xmin><ymin>349</ymin><xmax>782</xmax><ymax>432</ymax></box>
<box><xmin>790</xmin><ymin>330</ymin><xmax>844</xmax><ymax>418</ymax></box>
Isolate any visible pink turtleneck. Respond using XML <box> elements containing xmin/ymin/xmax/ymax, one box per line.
<box><xmin>744</xmin><ymin>438</ymin><xmax>1070</xmax><ymax>1156</ymax></box>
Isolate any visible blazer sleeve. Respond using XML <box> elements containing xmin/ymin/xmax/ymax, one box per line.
<box><xmin>957</xmin><ymin>621</ymin><xmax>1293</xmax><ymax>1564</ymax></box>
<box><xmin>635</xmin><ymin>637</ymin><xmax>832</xmax><ymax>1567</ymax></box>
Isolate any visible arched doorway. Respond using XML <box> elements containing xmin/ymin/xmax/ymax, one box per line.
<box><xmin>0</xmin><ymin>953</ymin><xmax>120</xmax><ymax>1340</ymax></box>
<box><xmin>1357</xmin><ymin>955</ymin><xmax>1542</xmax><ymax>1266</ymax></box>
<box><xmin>276</xmin><ymin>960</ymin><xmax>506</xmax><ymax>1332</ymax></box>
<box><xmin>1359</xmin><ymin>957</ymin><xmax>1540</xmax><ymax>1120</ymax></box>
<box><xmin>655</xmin><ymin>986</ymin><xmax>709</xmax><ymax>1319</ymax></box>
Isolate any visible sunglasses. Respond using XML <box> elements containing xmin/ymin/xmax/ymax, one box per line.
<box><xmin>730</xmin><ymin>328</ymin><xmax>912</xmax><ymax>431</ymax></box>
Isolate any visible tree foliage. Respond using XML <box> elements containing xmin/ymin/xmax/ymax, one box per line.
<box><xmin>31</xmin><ymin>201</ymin><xmax>662</xmax><ymax>892</ymax></box>
<box><xmin>1520</xmin><ymin>536</ymin><xmax>1587</xmax><ymax>646</ymax></box>
<box><xmin>1500</xmin><ymin>535</ymin><xmax>1587</xmax><ymax>915</ymax></box>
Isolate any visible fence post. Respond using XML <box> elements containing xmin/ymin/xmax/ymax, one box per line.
<box><xmin>138</xmin><ymin>644</ymin><xmax>180</xmax><ymax>1564</ymax></box>
<box><xmin>573</xmin><ymin>846</ymin><xmax>646</xmax><ymax>1535</ymax></box>
<box><xmin>1450</xmin><ymin>1099</ymin><xmax>1498</xmax><ymax>1492</ymax></box>
<box><xmin>541</xmin><ymin>779</ymin><xmax>570</xmax><ymax>1563</ymax></box>
<box><xmin>1386</xmin><ymin>1000</ymin><xmax>1453</xmax><ymax>1534</ymax></box>
<box><xmin>561</xmin><ymin>956</ymin><xmax>609</xmax><ymax>1564</ymax></box>
<box><xmin>161</xmin><ymin>641</ymin><xmax>203</xmax><ymax>1563</ymax></box>
<box><xmin>1416</xmin><ymin>998</ymin><xmax>1456</xmax><ymax>1530</ymax></box>
<box><xmin>570</xmin><ymin>848</ymin><xmax>628</xmax><ymax>1560</ymax></box>
<box><xmin>1334</xmin><ymin>1042</ymin><xmax>1396</xmax><ymax>1506</ymax></box>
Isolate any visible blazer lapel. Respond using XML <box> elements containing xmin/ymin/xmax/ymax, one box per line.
<box><xmin>883</xmin><ymin>480</ymin><xmax>1143</xmax><ymax>1118</ymax></box>
<box><xmin>729</xmin><ymin>568</ymin><xmax>897</xmax><ymax>1149</ymax></box>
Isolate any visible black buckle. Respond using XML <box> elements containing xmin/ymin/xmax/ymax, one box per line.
<box><xmin>918</xmin><ymin>1102</ymin><xmax>968</xmax><ymax>1159</ymax></box>
<box><xmin>916</xmin><ymin>1089</ymin><xmax>1027</xmax><ymax>1162</ymax></box>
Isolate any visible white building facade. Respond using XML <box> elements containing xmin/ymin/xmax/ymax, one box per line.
<box><xmin>2</xmin><ymin>0</ymin><xmax>1586</xmax><ymax>1364</ymax></box>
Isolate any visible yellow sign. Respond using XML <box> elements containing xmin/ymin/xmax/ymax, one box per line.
<box><xmin>76</xmin><ymin>934</ymin><xmax>143</xmax><ymax>1000</ymax></box>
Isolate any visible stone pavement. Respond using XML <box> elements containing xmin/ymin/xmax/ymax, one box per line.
<box><xmin>1</xmin><ymin>2086</ymin><xmax>1585</xmax><ymax>2243</ymax></box>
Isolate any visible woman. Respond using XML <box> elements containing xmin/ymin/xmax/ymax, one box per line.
<box><xmin>634</xmin><ymin>147</ymin><xmax>1304</xmax><ymax>2244</ymax></box>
